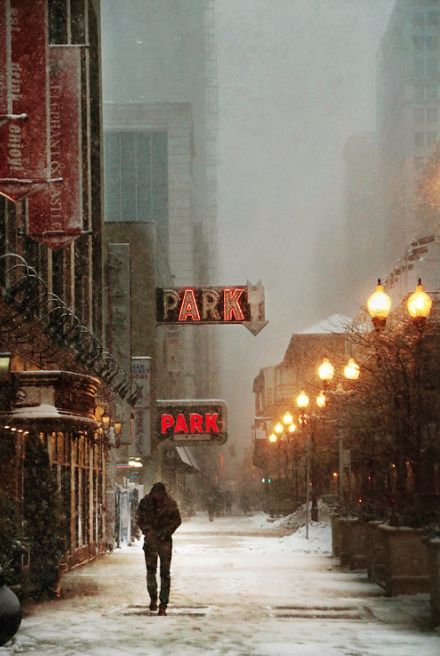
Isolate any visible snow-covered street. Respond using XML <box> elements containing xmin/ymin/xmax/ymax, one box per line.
<box><xmin>4</xmin><ymin>515</ymin><xmax>440</xmax><ymax>656</ymax></box>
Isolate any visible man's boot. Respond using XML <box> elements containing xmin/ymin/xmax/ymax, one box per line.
<box><xmin>158</xmin><ymin>604</ymin><xmax>167</xmax><ymax>616</ymax></box>
<box><xmin>149</xmin><ymin>598</ymin><xmax>158</xmax><ymax>612</ymax></box>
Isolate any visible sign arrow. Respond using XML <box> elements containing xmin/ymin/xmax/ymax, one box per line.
<box><xmin>244</xmin><ymin>280</ymin><xmax>269</xmax><ymax>336</ymax></box>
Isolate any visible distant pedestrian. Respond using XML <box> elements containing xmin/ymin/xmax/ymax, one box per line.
<box><xmin>206</xmin><ymin>490</ymin><xmax>216</xmax><ymax>522</ymax></box>
<box><xmin>136</xmin><ymin>482</ymin><xmax>181</xmax><ymax>616</ymax></box>
<box><xmin>224</xmin><ymin>490</ymin><xmax>232</xmax><ymax>515</ymax></box>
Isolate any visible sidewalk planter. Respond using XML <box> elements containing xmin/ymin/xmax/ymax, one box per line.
<box><xmin>425</xmin><ymin>537</ymin><xmax>440</xmax><ymax>626</ymax></box>
<box><xmin>338</xmin><ymin>517</ymin><xmax>358</xmax><ymax>568</ymax></box>
<box><xmin>331</xmin><ymin>516</ymin><xmax>341</xmax><ymax>557</ymax></box>
<box><xmin>347</xmin><ymin>520</ymin><xmax>369</xmax><ymax>570</ymax></box>
<box><xmin>377</xmin><ymin>524</ymin><xmax>429</xmax><ymax>596</ymax></box>
<box><xmin>366</xmin><ymin>520</ymin><xmax>384</xmax><ymax>583</ymax></box>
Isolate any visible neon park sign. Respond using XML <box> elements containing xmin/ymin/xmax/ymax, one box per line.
<box><xmin>157</xmin><ymin>400</ymin><xmax>227</xmax><ymax>445</ymax></box>
<box><xmin>156</xmin><ymin>281</ymin><xmax>268</xmax><ymax>336</ymax></box>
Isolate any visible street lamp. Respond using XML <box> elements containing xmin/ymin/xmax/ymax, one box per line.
<box><xmin>367</xmin><ymin>278</ymin><xmax>392</xmax><ymax>331</ymax></box>
<box><xmin>316</xmin><ymin>391</ymin><xmax>326</xmax><ymax>409</ymax></box>
<box><xmin>344</xmin><ymin>358</ymin><xmax>360</xmax><ymax>381</ymax></box>
<box><xmin>317</xmin><ymin>356</ymin><xmax>360</xmax><ymax>502</ymax></box>
<box><xmin>407</xmin><ymin>278</ymin><xmax>432</xmax><ymax>327</ymax></box>
<box><xmin>317</xmin><ymin>357</ymin><xmax>334</xmax><ymax>388</ymax></box>
<box><xmin>296</xmin><ymin>391</ymin><xmax>311</xmax><ymax>538</ymax></box>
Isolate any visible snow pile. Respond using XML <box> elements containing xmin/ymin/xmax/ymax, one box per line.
<box><xmin>242</xmin><ymin>521</ymin><xmax>332</xmax><ymax>555</ymax></box>
<box><xmin>275</xmin><ymin>521</ymin><xmax>331</xmax><ymax>553</ymax></box>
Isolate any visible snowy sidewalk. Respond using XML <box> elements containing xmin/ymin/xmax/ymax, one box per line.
<box><xmin>3</xmin><ymin>515</ymin><xmax>440</xmax><ymax>656</ymax></box>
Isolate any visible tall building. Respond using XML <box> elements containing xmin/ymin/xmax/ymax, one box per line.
<box><xmin>377</xmin><ymin>0</ymin><xmax>440</xmax><ymax>267</ymax></box>
<box><xmin>342</xmin><ymin>132</ymin><xmax>383</xmax><ymax>313</ymax></box>
<box><xmin>0</xmin><ymin>0</ymin><xmax>136</xmax><ymax>587</ymax></box>
<box><xmin>100</xmin><ymin>1</ymin><xmax>221</xmax><ymax>498</ymax></box>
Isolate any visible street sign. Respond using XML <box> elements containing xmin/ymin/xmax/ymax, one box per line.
<box><xmin>157</xmin><ymin>399</ymin><xmax>227</xmax><ymax>445</ymax></box>
<box><xmin>156</xmin><ymin>281</ymin><xmax>268</xmax><ymax>335</ymax></box>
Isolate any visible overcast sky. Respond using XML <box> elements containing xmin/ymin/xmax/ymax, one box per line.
<box><xmin>216</xmin><ymin>0</ymin><xmax>396</xmax><ymax>450</ymax></box>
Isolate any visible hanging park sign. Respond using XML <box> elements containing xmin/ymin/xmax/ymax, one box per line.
<box><xmin>156</xmin><ymin>281</ymin><xmax>268</xmax><ymax>336</ymax></box>
<box><xmin>157</xmin><ymin>400</ymin><xmax>227</xmax><ymax>445</ymax></box>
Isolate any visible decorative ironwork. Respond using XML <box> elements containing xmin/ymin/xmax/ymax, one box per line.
<box><xmin>0</xmin><ymin>253</ymin><xmax>140</xmax><ymax>405</ymax></box>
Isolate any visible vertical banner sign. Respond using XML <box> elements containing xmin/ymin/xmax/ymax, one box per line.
<box><xmin>130</xmin><ymin>357</ymin><xmax>152</xmax><ymax>458</ymax></box>
<box><xmin>0</xmin><ymin>0</ymin><xmax>50</xmax><ymax>201</ymax></box>
<box><xmin>0</xmin><ymin>0</ymin><xmax>7</xmax><ymax>123</ymax></box>
<box><xmin>108</xmin><ymin>243</ymin><xmax>131</xmax><ymax>445</ymax></box>
<box><xmin>27</xmin><ymin>46</ymin><xmax>83</xmax><ymax>249</ymax></box>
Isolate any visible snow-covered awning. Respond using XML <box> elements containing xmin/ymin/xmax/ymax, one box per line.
<box><xmin>175</xmin><ymin>445</ymin><xmax>200</xmax><ymax>472</ymax></box>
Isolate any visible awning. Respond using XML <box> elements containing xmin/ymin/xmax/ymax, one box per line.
<box><xmin>175</xmin><ymin>445</ymin><xmax>200</xmax><ymax>472</ymax></box>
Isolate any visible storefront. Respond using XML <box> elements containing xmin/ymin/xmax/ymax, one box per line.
<box><xmin>0</xmin><ymin>370</ymin><xmax>106</xmax><ymax>570</ymax></box>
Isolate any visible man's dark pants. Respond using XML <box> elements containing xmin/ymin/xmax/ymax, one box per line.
<box><xmin>143</xmin><ymin>537</ymin><xmax>173</xmax><ymax>606</ymax></box>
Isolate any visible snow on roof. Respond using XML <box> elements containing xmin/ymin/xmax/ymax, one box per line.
<box><xmin>299</xmin><ymin>313</ymin><xmax>352</xmax><ymax>334</ymax></box>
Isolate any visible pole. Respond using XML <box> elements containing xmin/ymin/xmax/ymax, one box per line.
<box><xmin>306</xmin><ymin>429</ymin><xmax>310</xmax><ymax>539</ymax></box>
<box><xmin>338</xmin><ymin>419</ymin><xmax>344</xmax><ymax>501</ymax></box>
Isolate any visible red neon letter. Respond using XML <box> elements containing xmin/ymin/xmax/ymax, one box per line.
<box><xmin>161</xmin><ymin>414</ymin><xmax>174</xmax><ymax>434</ymax></box>
<box><xmin>178</xmin><ymin>289</ymin><xmax>201</xmax><ymax>322</ymax></box>
<box><xmin>224</xmin><ymin>288</ymin><xmax>244</xmax><ymax>321</ymax></box>
<box><xmin>189</xmin><ymin>413</ymin><xmax>203</xmax><ymax>433</ymax></box>
<box><xmin>205</xmin><ymin>413</ymin><xmax>220</xmax><ymax>433</ymax></box>
<box><xmin>174</xmin><ymin>413</ymin><xmax>189</xmax><ymax>433</ymax></box>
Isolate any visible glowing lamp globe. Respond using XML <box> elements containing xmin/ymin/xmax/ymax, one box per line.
<box><xmin>268</xmin><ymin>432</ymin><xmax>278</xmax><ymax>443</ymax></box>
<box><xmin>274</xmin><ymin>422</ymin><xmax>283</xmax><ymax>435</ymax></box>
<box><xmin>316</xmin><ymin>391</ymin><xmax>326</xmax><ymax>409</ymax></box>
<box><xmin>283</xmin><ymin>411</ymin><xmax>293</xmax><ymax>426</ymax></box>
<box><xmin>296</xmin><ymin>391</ymin><xmax>310</xmax><ymax>409</ymax></box>
<box><xmin>288</xmin><ymin>423</ymin><xmax>296</xmax><ymax>433</ymax></box>
<box><xmin>318</xmin><ymin>357</ymin><xmax>334</xmax><ymax>384</ymax></box>
<box><xmin>367</xmin><ymin>279</ymin><xmax>391</xmax><ymax>330</ymax></box>
<box><xmin>344</xmin><ymin>358</ymin><xmax>360</xmax><ymax>381</ymax></box>
<box><xmin>407</xmin><ymin>279</ymin><xmax>432</xmax><ymax>323</ymax></box>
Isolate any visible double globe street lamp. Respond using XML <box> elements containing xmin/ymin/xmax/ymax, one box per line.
<box><xmin>367</xmin><ymin>278</ymin><xmax>432</xmax><ymax>330</ymax></box>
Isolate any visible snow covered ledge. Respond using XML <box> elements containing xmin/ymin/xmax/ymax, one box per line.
<box><xmin>0</xmin><ymin>370</ymin><xmax>100</xmax><ymax>430</ymax></box>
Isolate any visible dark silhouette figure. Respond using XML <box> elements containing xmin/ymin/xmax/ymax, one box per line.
<box><xmin>136</xmin><ymin>483</ymin><xmax>181</xmax><ymax>616</ymax></box>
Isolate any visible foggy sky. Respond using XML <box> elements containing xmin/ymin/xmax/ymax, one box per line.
<box><xmin>216</xmin><ymin>0</ymin><xmax>395</xmax><ymax>452</ymax></box>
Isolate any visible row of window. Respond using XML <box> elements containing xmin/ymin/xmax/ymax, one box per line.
<box><xmin>414</xmin><ymin>106</ymin><xmax>439</xmax><ymax>121</ymax></box>
<box><xmin>415</xmin><ymin>131</ymin><xmax>438</xmax><ymax>147</ymax></box>
<box><xmin>413</xmin><ymin>35</ymin><xmax>439</xmax><ymax>51</ymax></box>
<box><xmin>414</xmin><ymin>82</ymin><xmax>440</xmax><ymax>98</ymax></box>
<box><xmin>104</xmin><ymin>131</ymin><xmax>168</xmax><ymax>224</ymax></box>
<box><xmin>412</xmin><ymin>10</ymin><xmax>439</xmax><ymax>30</ymax></box>
<box><xmin>414</xmin><ymin>58</ymin><xmax>440</xmax><ymax>76</ymax></box>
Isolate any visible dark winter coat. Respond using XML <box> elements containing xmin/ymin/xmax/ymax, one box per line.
<box><xmin>136</xmin><ymin>487</ymin><xmax>181</xmax><ymax>542</ymax></box>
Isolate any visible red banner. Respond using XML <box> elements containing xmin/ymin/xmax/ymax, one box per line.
<box><xmin>0</xmin><ymin>1</ymin><xmax>7</xmax><ymax>121</ymax></box>
<box><xmin>27</xmin><ymin>47</ymin><xmax>83</xmax><ymax>249</ymax></box>
<box><xmin>0</xmin><ymin>0</ymin><xmax>50</xmax><ymax>201</ymax></box>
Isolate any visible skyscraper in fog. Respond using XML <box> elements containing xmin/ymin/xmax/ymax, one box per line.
<box><xmin>377</xmin><ymin>0</ymin><xmax>440</xmax><ymax>267</ymax></box>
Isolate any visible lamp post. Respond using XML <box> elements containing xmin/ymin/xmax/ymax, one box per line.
<box><xmin>268</xmin><ymin>414</ymin><xmax>297</xmax><ymax>492</ymax></box>
<box><xmin>366</xmin><ymin>277</ymin><xmax>432</xmax><ymax>507</ymax></box>
<box><xmin>317</xmin><ymin>356</ymin><xmax>360</xmax><ymax>502</ymax></box>
<box><xmin>296</xmin><ymin>390</ymin><xmax>310</xmax><ymax>538</ymax></box>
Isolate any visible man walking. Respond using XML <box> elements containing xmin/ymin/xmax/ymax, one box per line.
<box><xmin>136</xmin><ymin>482</ymin><xmax>181</xmax><ymax>616</ymax></box>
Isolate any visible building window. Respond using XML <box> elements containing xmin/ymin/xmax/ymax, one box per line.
<box><xmin>413</xmin><ymin>13</ymin><xmax>425</xmax><ymax>30</ymax></box>
<box><xmin>104</xmin><ymin>131</ymin><xmax>168</xmax><ymax>226</ymax></box>
<box><xmin>426</xmin><ymin>36</ymin><xmax>438</xmax><ymax>51</ymax></box>
<box><xmin>427</xmin><ymin>131</ymin><xmax>438</xmax><ymax>147</ymax></box>
<box><xmin>414</xmin><ymin>59</ymin><xmax>425</xmax><ymax>77</ymax></box>
<box><xmin>427</xmin><ymin>12</ymin><xmax>439</xmax><ymax>27</ymax></box>
<box><xmin>413</xmin><ymin>36</ymin><xmax>425</xmax><ymax>51</ymax></box>
<box><xmin>414</xmin><ymin>82</ymin><xmax>425</xmax><ymax>99</ymax></box>
<box><xmin>414</xmin><ymin>156</ymin><xmax>425</xmax><ymax>172</ymax></box>
<box><xmin>427</xmin><ymin>84</ymin><xmax>439</xmax><ymax>99</ymax></box>
<box><xmin>427</xmin><ymin>60</ymin><xmax>438</xmax><ymax>76</ymax></box>
<box><xmin>414</xmin><ymin>107</ymin><xmax>425</xmax><ymax>122</ymax></box>
<box><xmin>427</xmin><ymin>107</ymin><xmax>438</xmax><ymax>122</ymax></box>
<box><xmin>415</xmin><ymin>132</ymin><xmax>425</xmax><ymax>148</ymax></box>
